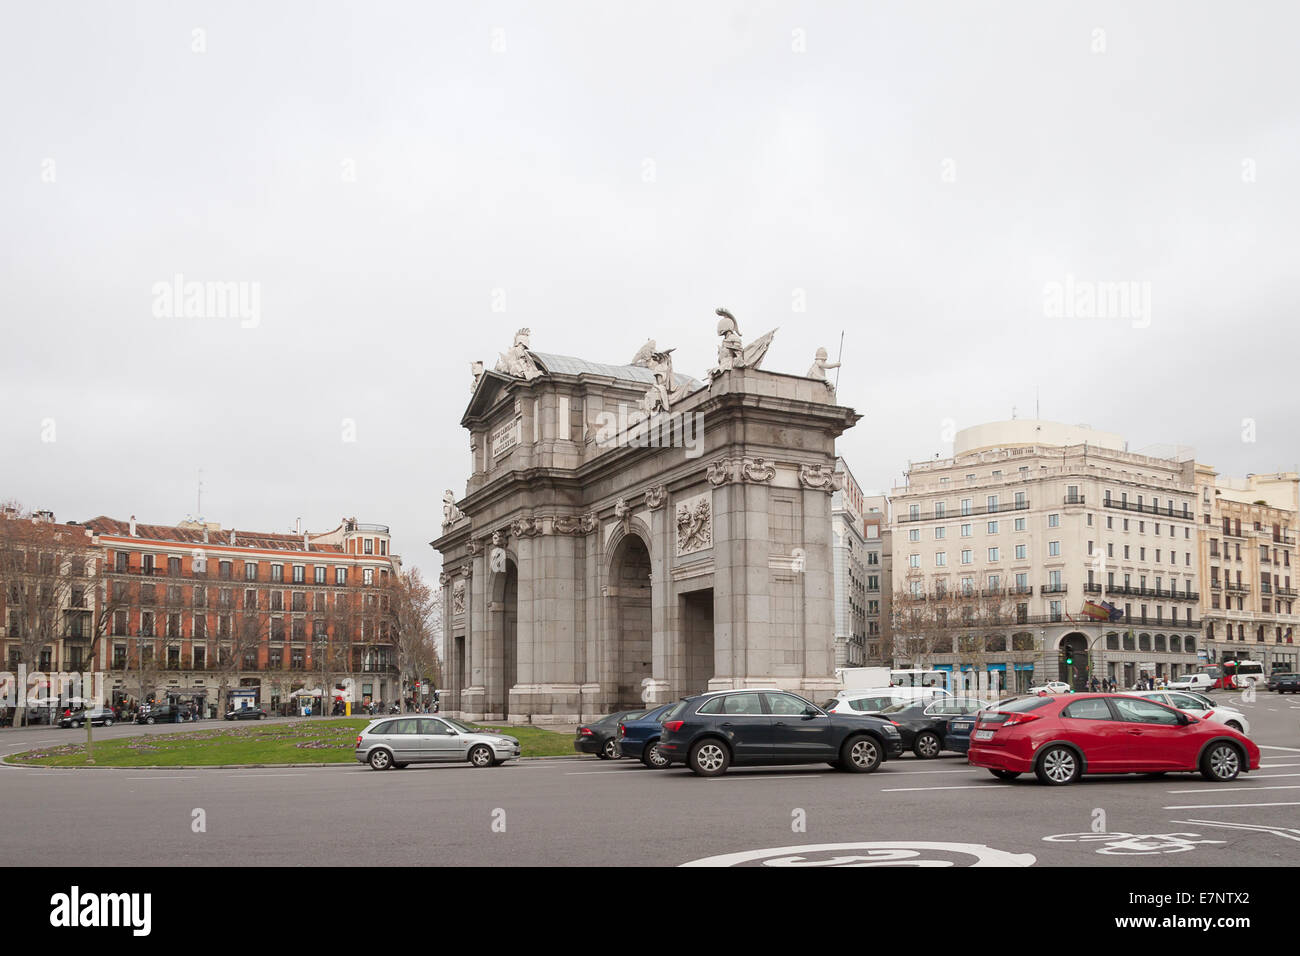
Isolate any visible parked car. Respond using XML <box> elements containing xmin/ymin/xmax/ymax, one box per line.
<box><xmin>616</xmin><ymin>702</ymin><xmax>677</xmax><ymax>768</ymax></box>
<box><xmin>59</xmin><ymin>707</ymin><xmax>116</xmax><ymax>728</ymax></box>
<box><xmin>1166</xmin><ymin>673</ymin><xmax>1215</xmax><ymax>692</ymax></box>
<box><xmin>658</xmin><ymin>689</ymin><xmax>903</xmax><ymax>776</ymax></box>
<box><xmin>136</xmin><ymin>704</ymin><xmax>189</xmax><ymax>724</ymax></box>
<box><xmin>1026</xmin><ymin>681</ymin><xmax>1072</xmax><ymax>695</ymax></box>
<box><xmin>1271</xmin><ymin>673</ymin><xmax>1300</xmax><ymax>694</ymax></box>
<box><xmin>575</xmin><ymin>710</ymin><xmax>647</xmax><ymax>759</ymax></box>
<box><xmin>944</xmin><ymin>697</ymin><xmax>1025</xmax><ymax>754</ymax></box>
<box><xmin>878</xmin><ymin>697</ymin><xmax>987</xmax><ymax>758</ymax></box>
<box><xmin>823</xmin><ymin>685</ymin><xmax>951</xmax><ymax>716</ymax></box>
<box><xmin>1119</xmin><ymin>689</ymin><xmax>1250</xmax><ymax>735</ymax></box>
<box><xmin>968</xmin><ymin>693</ymin><xmax>1260</xmax><ymax>785</ymax></box>
<box><xmin>224</xmin><ymin>707</ymin><xmax>267</xmax><ymax>721</ymax></box>
<box><xmin>356</xmin><ymin>715</ymin><xmax>520</xmax><ymax>770</ymax></box>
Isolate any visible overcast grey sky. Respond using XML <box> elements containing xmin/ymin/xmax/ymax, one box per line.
<box><xmin>2</xmin><ymin>0</ymin><xmax>1298</xmax><ymax>583</ymax></box>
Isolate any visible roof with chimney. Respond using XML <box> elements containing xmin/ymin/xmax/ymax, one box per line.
<box><xmin>81</xmin><ymin>516</ymin><xmax>346</xmax><ymax>553</ymax></box>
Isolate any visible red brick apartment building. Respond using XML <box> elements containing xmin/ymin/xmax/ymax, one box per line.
<box><xmin>1</xmin><ymin>510</ymin><xmax>402</xmax><ymax>715</ymax></box>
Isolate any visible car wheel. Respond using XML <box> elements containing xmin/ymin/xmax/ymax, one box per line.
<box><xmin>1225</xmin><ymin>721</ymin><xmax>1243</xmax><ymax>732</ymax></box>
<box><xmin>1035</xmin><ymin>746</ymin><xmax>1080</xmax><ymax>785</ymax></box>
<box><xmin>1201</xmin><ymin>742</ymin><xmax>1242</xmax><ymax>782</ymax></box>
<box><xmin>989</xmin><ymin>770</ymin><xmax>1022</xmax><ymax>781</ymax></box>
<box><xmin>913</xmin><ymin>732</ymin><xmax>942</xmax><ymax>759</ymax></box>
<box><xmin>146</xmin><ymin>717</ymin><xmax>155</xmax><ymax>725</ymax></box>
<box><xmin>469</xmin><ymin>744</ymin><xmax>495</xmax><ymax>767</ymax></box>
<box><xmin>600</xmin><ymin>739</ymin><xmax>617</xmax><ymax>760</ymax></box>
<box><xmin>641</xmin><ymin>741</ymin><xmax>669</xmax><ymax>769</ymax></box>
<box><xmin>840</xmin><ymin>735</ymin><xmax>882</xmax><ymax>773</ymax></box>
<box><xmin>368</xmin><ymin>749</ymin><xmax>392</xmax><ymax>771</ymax></box>
<box><xmin>688</xmin><ymin>739</ymin><xmax>730</xmax><ymax>776</ymax></box>
<box><xmin>104</xmin><ymin>719</ymin><xmax>113</xmax><ymax>727</ymax></box>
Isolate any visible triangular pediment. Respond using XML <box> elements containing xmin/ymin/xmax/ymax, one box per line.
<box><xmin>462</xmin><ymin>370</ymin><xmax>519</xmax><ymax>425</ymax></box>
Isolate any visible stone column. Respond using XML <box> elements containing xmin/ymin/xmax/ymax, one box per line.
<box><xmin>647</xmin><ymin>489</ymin><xmax>674</xmax><ymax>707</ymax></box>
<box><xmin>800</xmin><ymin>485</ymin><xmax>838</xmax><ymax>699</ymax></box>
<box><xmin>462</xmin><ymin>549</ymin><xmax>487</xmax><ymax>720</ymax></box>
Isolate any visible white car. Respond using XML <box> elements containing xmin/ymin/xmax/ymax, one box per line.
<box><xmin>1027</xmin><ymin>682</ymin><xmax>1072</xmax><ymax>695</ymax></box>
<box><xmin>823</xmin><ymin>686</ymin><xmax>951</xmax><ymax>715</ymax></box>
<box><xmin>1118</xmin><ymin>690</ymin><xmax>1250</xmax><ymax>736</ymax></box>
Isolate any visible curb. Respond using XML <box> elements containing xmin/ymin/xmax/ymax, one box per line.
<box><xmin>0</xmin><ymin>753</ymin><xmax>588</xmax><ymax>770</ymax></box>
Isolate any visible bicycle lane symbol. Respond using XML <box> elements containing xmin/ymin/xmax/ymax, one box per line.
<box><xmin>1043</xmin><ymin>832</ymin><xmax>1227</xmax><ymax>856</ymax></box>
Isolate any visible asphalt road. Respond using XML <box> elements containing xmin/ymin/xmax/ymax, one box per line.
<box><xmin>1</xmin><ymin>693</ymin><xmax>1297</xmax><ymax>867</ymax></box>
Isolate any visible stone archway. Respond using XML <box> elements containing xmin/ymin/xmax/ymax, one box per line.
<box><xmin>608</xmin><ymin>533</ymin><xmax>652</xmax><ymax>708</ymax></box>
<box><xmin>488</xmin><ymin>556</ymin><xmax>518</xmax><ymax>718</ymax></box>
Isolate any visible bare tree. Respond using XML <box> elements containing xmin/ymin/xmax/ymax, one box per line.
<box><xmin>891</xmin><ymin>573</ymin><xmax>1019</xmax><ymax>694</ymax></box>
<box><xmin>312</xmin><ymin>587</ymin><xmax>356</xmax><ymax>715</ymax></box>
<box><xmin>386</xmin><ymin>568</ymin><xmax>440</xmax><ymax>712</ymax></box>
<box><xmin>0</xmin><ymin>505</ymin><xmax>97</xmax><ymax>726</ymax></box>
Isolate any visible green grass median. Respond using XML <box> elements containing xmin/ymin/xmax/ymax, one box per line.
<box><xmin>6</xmin><ymin>718</ymin><xmax>575</xmax><ymax>767</ymax></box>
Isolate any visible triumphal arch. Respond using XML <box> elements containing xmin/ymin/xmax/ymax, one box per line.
<box><xmin>432</xmin><ymin>311</ymin><xmax>861</xmax><ymax>722</ymax></box>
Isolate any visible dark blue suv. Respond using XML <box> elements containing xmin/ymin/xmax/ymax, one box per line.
<box><xmin>658</xmin><ymin>689</ymin><xmax>903</xmax><ymax>776</ymax></box>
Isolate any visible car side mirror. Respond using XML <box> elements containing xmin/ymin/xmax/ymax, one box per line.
<box><xmin>803</xmin><ymin>708</ymin><xmax>823</xmax><ymax>718</ymax></box>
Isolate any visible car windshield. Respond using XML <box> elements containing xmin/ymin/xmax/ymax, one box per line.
<box><xmin>995</xmin><ymin>697</ymin><xmax>1053</xmax><ymax>713</ymax></box>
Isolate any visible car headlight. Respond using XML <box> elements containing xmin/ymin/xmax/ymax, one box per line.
<box><xmin>883</xmin><ymin>725</ymin><xmax>900</xmax><ymax>735</ymax></box>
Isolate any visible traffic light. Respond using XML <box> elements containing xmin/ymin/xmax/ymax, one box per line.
<box><xmin>1064</xmin><ymin>652</ymin><xmax>1074</xmax><ymax>666</ymax></box>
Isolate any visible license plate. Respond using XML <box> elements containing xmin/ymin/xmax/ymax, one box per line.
<box><xmin>974</xmin><ymin>729</ymin><xmax>995</xmax><ymax>741</ymax></box>
<box><xmin>951</xmin><ymin>722</ymin><xmax>971</xmax><ymax>731</ymax></box>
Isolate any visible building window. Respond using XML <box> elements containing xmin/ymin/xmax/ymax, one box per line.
<box><xmin>1014</xmin><ymin>517</ymin><xmax>1026</xmax><ymax>532</ymax></box>
<box><xmin>1048</xmin><ymin>514</ymin><xmax>1060</xmax><ymax>528</ymax></box>
<box><xmin>1015</xmin><ymin>544</ymin><xmax>1027</xmax><ymax>560</ymax></box>
<box><xmin>988</xmin><ymin>547</ymin><xmax>999</xmax><ymax>562</ymax></box>
<box><xmin>987</xmin><ymin>521</ymin><xmax>998</xmax><ymax>534</ymax></box>
<box><xmin>335</xmin><ymin>567</ymin><xmax>347</xmax><ymax>586</ymax></box>
<box><xmin>293</xmin><ymin>565</ymin><xmax>305</xmax><ymax>583</ymax></box>
<box><xmin>271</xmin><ymin>564</ymin><xmax>284</xmax><ymax>582</ymax></box>
<box><xmin>961</xmin><ymin>549</ymin><xmax>973</xmax><ymax>564</ymax></box>
<box><xmin>245</xmin><ymin>562</ymin><xmax>258</xmax><ymax>582</ymax></box>
<box><xmin>364</xmin><ymin>539</ymin><xmax>374</xmax><ymax>555</ymax></box>
<box><xmin>314</xmin><ymin>566</ymin><xmax>326</xmax><ymax>584</ymax></box>
<box><xmin>935</xmin><ymin>552</ymin><xmax>947</xmax><ymax>567</ymax></box>
<box><xmin>961</xmin><ymin>523</ymin><xmax>972</xmax><ymax>537</ymax></box>
<box><xmin>364</xmin><ymin>568</ymin><xmax>375</xmax><ymax>585</ymax></box>
<box><xmin>1048</xmin><ymin>541</ymin><xmax>1060</xmax><ymax>557</ymax></box>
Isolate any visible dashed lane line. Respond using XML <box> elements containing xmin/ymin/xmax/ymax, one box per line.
<box><xmin>1163</xmin><ymin>801</ymin><xmax>1300</xmax><ymax>810</ymax></box>
<box><xmin>881</xmin><ymin>784</ymin><xmax>1004</xmax><ymax>792</ymax></box>
<box><xmin>1167</xmin><ymin>785</ymin><xmax>1300</xmax><ymax>795</ymax></box>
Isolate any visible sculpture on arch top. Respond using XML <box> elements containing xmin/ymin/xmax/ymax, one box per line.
<box><xmin>495</xmin><ymin>328</ymin><xmax>544</xmax><ymax>381</ymax></box>
<box><xmin>708</xmin><ymin>308</ymin><xmax>776</xmax><ymax>379</ymax></box>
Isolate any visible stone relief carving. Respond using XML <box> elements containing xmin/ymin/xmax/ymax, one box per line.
<box><xmin>452</xmin><ymin>580</ymin><xmax>466</xmax><ymax>615</ymax></box>
<box><xmin>491</xmin><ymin>529</ymin><xmax>507</xmax><ymax>548</ymax></box>
<box><xmin>675</xmin><ymin>492</ymin><xmax>713</xmax><ymax>556</ymax></box>
<box><xmin>741</xmin><ymin>457</ymin><xmax>776</xmax><ymax>483</ymax></box>
<box><xmin>511</xmin><ymin>515</ymin><xmax>540</xmax><ymax>538</ymax></box>
<box><xmin>494</xmin><ymin>328</ymin><xmax>544</xmax><ymax>380</ymax></box>
<box><xmin>580</xmin><ymin>511</ymin><xmax>598</xmax><ymax>534</ymax></box>
<box><xmin>706</xmin><ymin>458</ymin><xmax>733</xmax><ymax>487</ymax></box>
<box><xmin>460</xmin><ymin>561</ymin><xmax>473</xmax><ymax>580</ymax></box>
<box><xmin>631</xmin><ymin>340</ymin><xmax>686</xmax><ymax>413</ymax></box>
<box><xmin>798</xmin><ymin>463</ymin><xmax>839</xmax><ymax>491</ymax></box>
<box><xmin>644</xmin><ymin>484</ymin><xmax>667</xmax><ymax>510</ymax></box>
<box><xmin>466</xmin><ymin>537</ymin><xmax>482</xmax><ymax>557</ymax></box>
<box><xmin>613</xmin><ymin>497</ymin><xmax>631</xmax><ymax>531</ymax></box>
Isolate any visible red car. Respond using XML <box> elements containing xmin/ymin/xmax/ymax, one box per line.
<box><xmin>967</xmin><ymin>693</ymin><xmax>1260</xmax><ymax>785</ymax></box>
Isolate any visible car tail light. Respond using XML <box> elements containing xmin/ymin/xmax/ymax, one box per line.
<box><xmin>664</xmin><ymin>720</ymin><xmax>685</xmax><ymax>733</ymax></box>
<box><xmin>355</xmin><ymin>735</ymin><xmax>362</xmax><ymax>748</ymax></box>
<box><xmin>578</xmin><ymin>727</ymin><xmax>593</xmax><ymax>736</ymax></box>
<box><xmin>1002</xmin><ymin>712</ymin><xmax>1042</xmax><ymax>727</ymax></box>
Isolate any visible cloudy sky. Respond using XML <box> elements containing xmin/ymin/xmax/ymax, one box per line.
<box><xmin>2</xmin><ymin>0</ymin><xmax>1297</xmax><ymax>583</ymax></box>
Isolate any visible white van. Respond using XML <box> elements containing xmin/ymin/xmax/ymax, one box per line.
<box><xmin>1166</xmin><ymin>673</ymin><xmax>1214</xmax><ymax>692</ymax></box>
<box><xmin>823</xmin><ymin>685</ymin><xmax>952</xmax><ymax>716</ymax></box>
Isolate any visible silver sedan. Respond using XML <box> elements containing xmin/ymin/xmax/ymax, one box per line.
<box><xmin>355</xmin><ymin>715</ymin><xmax>521</xmax><ymax>770</ymax></box>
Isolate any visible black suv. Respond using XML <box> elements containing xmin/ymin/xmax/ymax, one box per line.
<box><xmin>658</xmin><ymin>689</ymin><xmax>903</xmax><ymax>776</ymax></box>
<box><xmin>1273</xmin><ymin>674</ymin><xmax>1300</xmax><ymax>694</ymax></box>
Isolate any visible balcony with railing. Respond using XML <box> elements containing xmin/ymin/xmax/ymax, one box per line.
<box><xmin>899</xmin><ymin>500</ymin><xmax>1031</xmax><ymax>524</ymax></box>
<box><xmin>1063</xmin><ymin>494</ymin><xmax>1085</xmax><ymax>506</ymax></box>
<box><xmin>1102</xmin><ymin>499</ymin><xmax>1193</xmax><ymax>520</ymax></box>
<box><xmin>1040</xmin><ymin>583</ymin><xmax>1068</xmax><ymax>595</ymax></box>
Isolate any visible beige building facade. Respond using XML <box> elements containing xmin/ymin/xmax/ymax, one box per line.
<box><xmin>890</xmin><ymin>420</ymin><xmax>1203</xmax><ymax>691</ymax></box>
<box><xmin>1194</xmin><ymin>469</ymin><xmax>1299</xmax><ymax>674</ymax></box>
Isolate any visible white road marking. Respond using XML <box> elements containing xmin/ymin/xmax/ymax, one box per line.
<box><xmin>706</xmin><ymin>774</ymin><xmax>826</xmax><ymax>781</ymax></box>
<box><xmin>1163</xmin><ymin>801</ymin><xmax>1300</xmax><ymax>810</ymax></box>
<box><xmin>1253</xmin><ymin>773</ymin><xmax>1300</xmax><ymax>779</ymax></box>
<box><xmin>883</xmin><ymin>768</ymin><xmax>980</xmax><ymax>775</ymax></box>
<box><xmin>1259</xmin><ymin>763</ymin><xmax>1300</xmax><ymax>769</ymax></box>
<box><xmin>1260</xmin><ymin>745</ymin><xmax>1300</xmax><ymax>753</ymax></box>
<box><xmin>1167</xmin><ymin>785</ymin><xmax>1300</xmax><ymax>794</ymax></box>
<box><xmin>1171</xmin><ymin>819</ymin><xmax>1300</xmax><ymax>843</ymax></box>
<box><xmin>222</xmin><ymin>772</ymin><xmax>307</xmax><ymax>778</ymax></box>
<box><xmin>881</xmin><ymin>784</ymin><xmax>1003</xmax><ymax>792</ymax></box>
<box><xmin>124</xmin><ymin>775</ymin><xmax>199</xmax><ymax>781</ymax></box>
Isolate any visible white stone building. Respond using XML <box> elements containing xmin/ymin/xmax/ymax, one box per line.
<box><xmin>890</xmin><ymin>420</ymin><xmax>1203</xmax><ymax>691</ymax></box>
